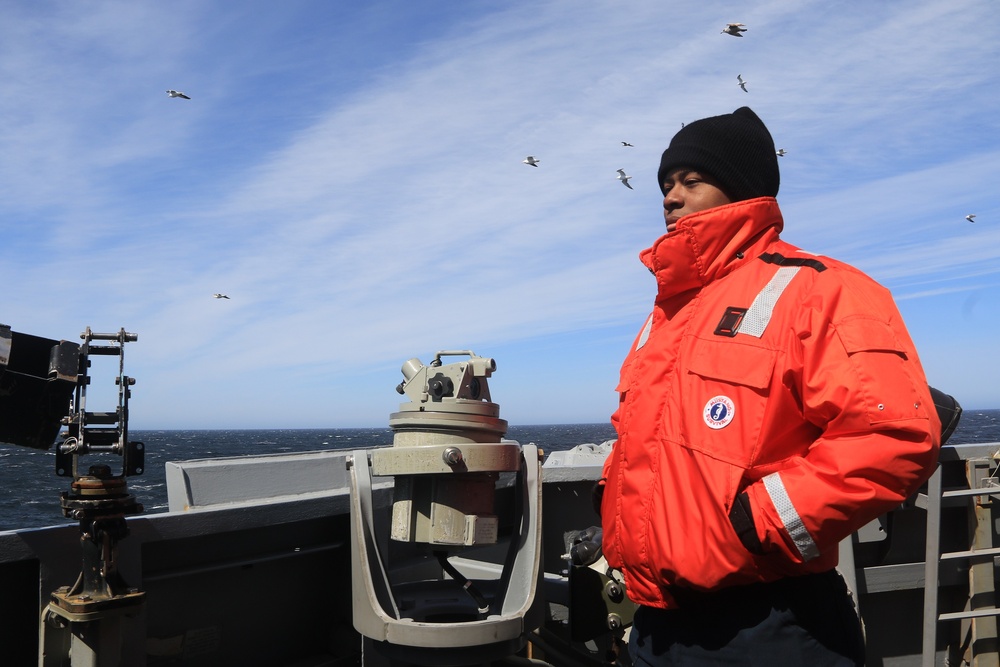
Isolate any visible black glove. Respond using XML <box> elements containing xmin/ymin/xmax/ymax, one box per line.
<box><xmin>592</xmin><ymin>478</ymin><xmax>606</xmax><ymax>518</ymax></box>
<box><xmin>729</xmin><ymin>491</ymin><xmax>764</xmax><ymax>555</ymax></box>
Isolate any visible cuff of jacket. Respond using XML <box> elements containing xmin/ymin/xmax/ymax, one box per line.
<box><xmin>729</xmin><ymin>491</ymin><xmax>764</xmax><ymax>555</ymax></box>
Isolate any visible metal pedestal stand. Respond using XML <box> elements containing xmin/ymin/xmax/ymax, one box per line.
<box><xmin>39</xmin><ymin>328</ymin><xmax>144</xmax><ymax>667</ymax></box>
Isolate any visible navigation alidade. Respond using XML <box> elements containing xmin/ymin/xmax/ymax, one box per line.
<box><xmin>349</xmin><ymin>351</ymin><xmax>543</xmax><ymax>666</ymax></box>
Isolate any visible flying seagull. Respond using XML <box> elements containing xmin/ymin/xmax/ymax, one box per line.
<box><xmin>622</xmin><ymin>141</ymin><xmax>634</xmax><ymax>147</ymax></box>
<box><xmin>776</xmin><ymin>148</ymin><xmax>787</xmax><ymax>157</ymax></box>
<box><xmin>617</xmin><ymin>169</ymin><xmax>633</xmax><ymax>190</ymax></box>
<box><xmin>522</xmin><ymin>156</ymin><xmax>540</xmax><ymax>167</ymax></box>
<box><xmin>966</xmin><ymin>214</ymin><xmax>976</xmax><ymax>223</ymax></box>
<box><xmin>213</xmin><ymin>293</ymin><xmax>230</xmax><ymax>299</ymax></box>
<box><xmin>722</xmin><ymin>23</ymin><xmax>747</xmax><ymax>37</ymax></box>
<box><xmin>737</xmin><ymin>74</ymin><xmax>749</xmax><ymax>93</ymax></box>
<box><xmin>166</xmin><ymin>90</ymin><xmax>191</xmax><ymax>99</ymax></box>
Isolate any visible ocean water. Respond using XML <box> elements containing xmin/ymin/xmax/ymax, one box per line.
<box><xmin>0</xmin><ymin>422</ymin><xmax>618</xmax><ymax>532</ymax></box>
<box><xmin>1</xmin><ymin>412</ymin><xmax>998</xmax><ymax>532</ymax></box>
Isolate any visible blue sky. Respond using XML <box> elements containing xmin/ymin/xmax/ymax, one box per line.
<box><xmin>1</xmin><ymin>1</ymin><xmax>998</xmax><ymax>429</ymax></box>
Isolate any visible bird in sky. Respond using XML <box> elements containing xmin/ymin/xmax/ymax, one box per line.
<box><xmin>722</xmin><ymin>23</ymin><xmax>747</xmax><ymax>37</ymax></box>
<box><xmin>166</xmin><ymin>90</ymin><xmax>191</xmax><ymax>99</ymax></box>
<box><xmin>965</xmin><ymin>214</ymin><xmax>976</xmax><ymax>223</ymax></box>
<box><xmin>622</xmin><ymin>141</ymin><xmax>634</xmax><ymax>147</ymax></box>
<box><xmin>522</xmin><ymin>156</ymin><xmax>540</xmax><ymax>167</ymax></box>
<box><xmin>213</xmin><ymin>293</ymin><xmax>230</xmax><ymax>299</ymax></box>
<box><xmin>737</xmin><ymin>75</ymin><xmax>749</xmax><ymax>93</ymax></box>
<box><xmin>776</xmin><ymin>148</ymin><xmax>787</xmax><ymax>157</ymax></box>
<box><xmin>617</xmin><ymin>169</ymin><xmax>633</xmax><ymax>190</ymax></box>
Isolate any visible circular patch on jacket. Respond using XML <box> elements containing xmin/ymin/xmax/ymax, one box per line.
<box><xmin>703</xmin><ymin>396</ymin><xmax>735</xmax><ymax>429</ymax></box>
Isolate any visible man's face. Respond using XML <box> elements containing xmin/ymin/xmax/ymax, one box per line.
<box><xmin>662</xmin><ymin>168</ymin><xmax>733</xmax><ymax>233</ymax></box>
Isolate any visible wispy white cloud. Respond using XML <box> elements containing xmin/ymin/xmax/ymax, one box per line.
<box><xmin>1</xmin><ymin>0</ymin><xmax>999</xmax><ymax>427</ymax></box>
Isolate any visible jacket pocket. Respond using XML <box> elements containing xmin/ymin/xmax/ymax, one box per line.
<box><xmin>834</xmin><ymin>317</ymin><xmax>922</xmax><ymax>424</ymax></box>
<box><xmin>687</xmin><ymin>338</ymin><xmax>777</xmax><ymax>390</ymax></box>
<box><xmin>679</xmin><ymin>337</ymin><xmax>777</xmax><ymax>468</ymax></box>
<box><xmin>614</xmin><ymin>372</ymin><xmax>632</xmax><ymax>416</ymax></box>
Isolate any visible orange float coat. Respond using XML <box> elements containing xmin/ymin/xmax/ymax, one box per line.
<box><xmin>600</xmin><ymin>198</ymin><xmax>940</xmax><ymax>608</ymax></box>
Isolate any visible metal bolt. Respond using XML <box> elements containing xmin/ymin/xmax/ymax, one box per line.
<box><xmin>607</xmin><ymin>613</ymin><xmax>622</xmax><ymax>630</ymax></box>
<box><xmin>605</xmin><ymin>580</ymin><xmax>623</xmax><ymax>602</ymax></box>
<box><xmin>442</xmin><ymin>447</ymin><xmax>463</xmax><ymax>466</ymax></box>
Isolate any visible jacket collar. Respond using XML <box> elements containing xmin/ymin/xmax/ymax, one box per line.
<box><xmin>640</xmin><ymin>198</ymin><xmax>784</xmax><ymax>300</ymax></box>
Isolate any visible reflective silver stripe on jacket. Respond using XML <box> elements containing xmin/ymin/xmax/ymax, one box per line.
<box><xmin>762</xmin><ymin>472</ymin><xmax>820</xmax><ymax>561</ymax></box>
<box><xmin>636</xmin><ymin>313</ymin><xmax>654</xmax><ymax>350</ymax></box>
<box><xmin>739</xmin><ymin>266</ymin><xmax>801</xmax><ymax>337</ymax></box>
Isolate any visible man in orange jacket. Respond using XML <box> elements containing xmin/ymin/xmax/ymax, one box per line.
<box><xmin>600</xmin><ymin>107</ymin><xmax>941</xmax><ymax>665</ymax></box>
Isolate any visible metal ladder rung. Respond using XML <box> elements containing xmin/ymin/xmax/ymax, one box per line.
<box><xmin>922</xmin><ymin>458</ymin><xmax>1000</xmax><ymax>667</ymax></box>
<box><xmin>942</xmin><ymin>486</ymin><xmax>1000</xmax><ymax>499</ymax></box>
<box><xmin>940</xmin><ymin>546</ymin><xmax>1000</xmax><ymax>561</ymax></box>
<box><xmin>939</xmin><ymin>607</ymin><xmax>1000</xmax><ymax>622</ymax></box>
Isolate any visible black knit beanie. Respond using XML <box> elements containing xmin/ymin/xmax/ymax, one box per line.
<box><xmin>657</xmin><ymin>107</ymin><xmax>779</xmax><ymax>201</ymax></box>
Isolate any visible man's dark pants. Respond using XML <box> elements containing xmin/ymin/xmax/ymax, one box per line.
<box><xmin>628</xmin><ymin>570</ymin><xmax>866</xmax><ymax>666</ymax></box>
